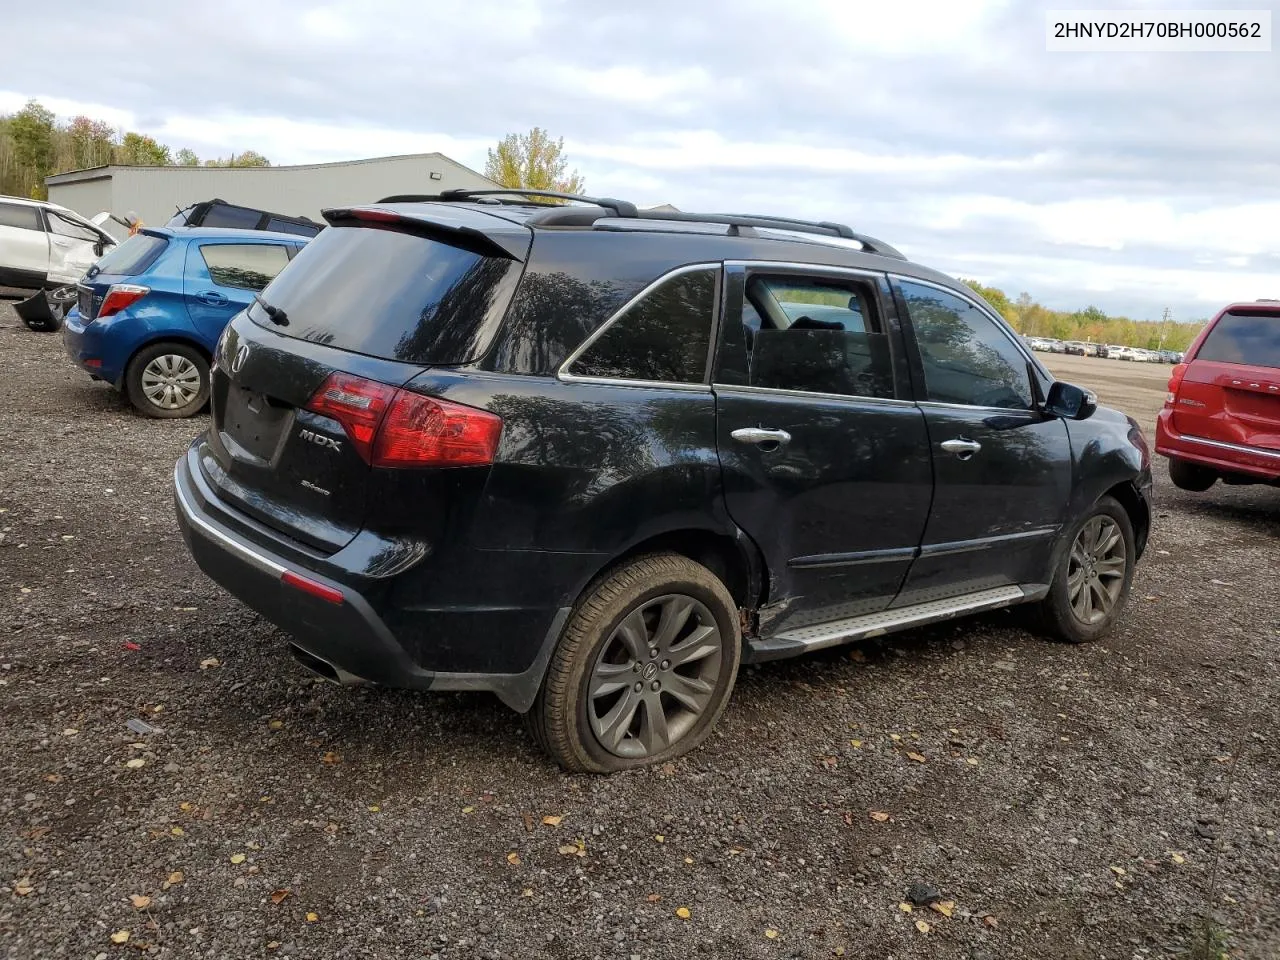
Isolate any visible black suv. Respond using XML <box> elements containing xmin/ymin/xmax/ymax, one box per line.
<box><xmin>173</xmin><ymin>189</ymin><xmax>1153</xmax><ymax>772</ymax></box>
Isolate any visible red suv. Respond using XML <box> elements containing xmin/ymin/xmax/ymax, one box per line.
<box><xmin>1156</xmin><ymin>300</ymin><xmax>1280</xmax><ymax>490</ymax></box>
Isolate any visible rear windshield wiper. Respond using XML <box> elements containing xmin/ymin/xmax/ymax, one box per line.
<box><xmin>253</xmin><ymin>293</ymin><xmax>289</xmax><ymax>326</ymax></box>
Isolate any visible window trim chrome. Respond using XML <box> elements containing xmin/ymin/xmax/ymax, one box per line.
<box><xmin>556</xmin><ymin>262</ymin><xmax>722</xmax><ymax>387</ymax></box>
<box><xmin>724</xmin><ymin>259</ymin><xmax>886</xmax><ymax>282</ymax></box>
<box><xmin>710</xmin><ymin>382</ymin><xmax>916</xmax><ymax>407</ymax></box>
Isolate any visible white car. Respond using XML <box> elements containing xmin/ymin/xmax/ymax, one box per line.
<box><xmin>0</xmin><ymin>195</ymin><xmax>116</xmax><ymax>290</ymax></box>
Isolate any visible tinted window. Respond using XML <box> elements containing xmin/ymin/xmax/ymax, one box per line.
<box><xmin>899</xmin><ymin>281</ymin><xmax>1032</xmax><ymax>409</ymax></box>
<box><xmin>265</xmin><ymin>216</ymin><xmax>321</xmax><ymax>237</ymax></box>
<box><xmin>252</xmin><ymin>224</ymin><xmax>522</xmax><ymax>365</ymax></box>
<box><xmin>0</xmin><ymin>203</ymin><xmax>42</xmax><ymax>231</ymax></box>
<box><xmin>740</xmin><ymin>274</ymin><xmax>895</xmax><ymax>399</ymax></box>
<box><xmin>568</xmin><ymin>267</ymin><xmax>716</xmax><ymax>383</ymax></box>
<box><xmin>46</xmin><ymin>210</ymin><xmax>101</xmax><ymax>242</ymax></box>
<box><xmin>1197</xmin><ymin>312</ymin><xmax>1280</xmax><ymax>368</ymax></box>
<box><xmin>89</xmin><ymin>233</ymin><xmax>168</xmax><ymax>277</ymax></box>
<box><xmin>200</xmin><ymin>243</ymin><xmax>291</xmax><ymax>291</ymax></box>
<box><xmin>198</xmin><ymin>204</ymin><xmax>263</xmax><ymax>230</ymax></box>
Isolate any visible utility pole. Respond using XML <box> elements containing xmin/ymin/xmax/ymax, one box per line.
<box><xmin>1159</xmin><ymin>307</ymin><xmax>1170</xmax><ymax>351</ymax></box>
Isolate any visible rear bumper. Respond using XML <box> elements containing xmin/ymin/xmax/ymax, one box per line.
<box><xmin>1155</xmin><ymin>411</ymin><xmax>1280</xmax><ymax>481</ymax></box>
<box><xmin>173</xmin><ymin>448</ymin><xmax>569</xmax><ymax>711</ymax></box>
<box><xmin>62</xmin><ymin>309</ymin><xmax>125</xmax><ymax>386</ymax></box>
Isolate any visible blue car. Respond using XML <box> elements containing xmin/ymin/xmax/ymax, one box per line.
<box><xmin>62</xmin><ymin>226</ymin><xmax>307</xmax><ymax>417</ymax></box>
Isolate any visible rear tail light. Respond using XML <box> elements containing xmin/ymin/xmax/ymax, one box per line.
<box><xmin>304</xmin><ymin>372</ymin><xmax>502</xmax><ymax>468</ymax></box>
<box><xmin>305</xmin><ymin>373</ymin><xmax>396</xmax><ymax>463</ymax></box>
<box><xmin>96</xmin><ymin>283</ymin><xmax>149</xmax><ymax>319</ymax></box>
<box><xmin>1165</xmin><ymin>363</ymin><xmax>1187</xmax><ymax>404</ymax></box>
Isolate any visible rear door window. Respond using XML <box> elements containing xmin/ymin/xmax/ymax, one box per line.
<box><xmin>200</xmin><ymin>243</ymin><xmax>291</xmax><ymax>291</ymax></box>
<box><xmin>251</xmin><ymin>224</ymin><xmax>522</xmax><ymax>365</ymax></box>
<box><xmin>565</xmin><ymin>266</ymin><xmax>717</xmax><ymax>384</ymax></box>
<box><xmin>1196</xmin><ymin>312</ymin><xmax>1280</xmax><ymax>368</ymax></box>
<box><xmin>89</xmin><ymin>233</ymin><xmax>168</xmax><ymax>276</ymax></box>
<box><xmin>737</xmin><ymin>274</ymin><xmax>896</xmax><ymax>399</ymax></box>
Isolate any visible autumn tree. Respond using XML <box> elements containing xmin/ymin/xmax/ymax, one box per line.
<box><xmin>174</xmin><ymin>148</ymin><xmax>200</xmax><ymax>166</ymax></box>
<box><xmin>204</xmin><ymin>150</ymin><xmax>271</xmax><ymax>168</ymax></box>
<box><xmin>484</xmin><ymin>127</ymin><xmax>584</xmax><ymax>197</ymax></box>
<box><xmin>116</xmin><ymin>132</ymin><xmax>171</xmax><ymax>166</ymax></box>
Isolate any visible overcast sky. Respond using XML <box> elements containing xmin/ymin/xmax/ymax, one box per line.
<box><xmin>3</xmin><ymin>0</ymin><xmax>1277</xmax><ymax>320</ymax></box>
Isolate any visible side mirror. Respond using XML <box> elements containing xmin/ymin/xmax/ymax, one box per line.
<box><xmin>1044</xmin><ymin>381</ymin><xmax>1097</xmax><ymax>420</ymax></box>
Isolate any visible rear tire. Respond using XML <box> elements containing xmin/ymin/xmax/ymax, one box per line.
<box><xmin>125</xmin><ymin>342</ymin><xmax>210</xmax><ymax>419</ymax></box>
<box><xmin>1037</xmin><ymin>496</ymin><xmax>1135</xmax><ymax>644</ymax></box>
<box><xmin>527</xmin><ymin>552</ymin><xmax>741</xmax><ymax>773</ymax></box>
<box><xmin>1168</xmin><ymin>457</ymin><xmax>1217</xmax><ymax>492</ymax></box>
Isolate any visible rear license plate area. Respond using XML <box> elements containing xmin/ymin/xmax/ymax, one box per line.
<box><xmin>222</xmin><ymin>382</ymin><xmax>291</xmax><ymax>462</ymax></box>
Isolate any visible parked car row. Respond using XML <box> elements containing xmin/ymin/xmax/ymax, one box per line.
<box><xmin>1024</xmin><ymin>336</ymin><xmax>1183</xmax><ymax>363</ymax></box>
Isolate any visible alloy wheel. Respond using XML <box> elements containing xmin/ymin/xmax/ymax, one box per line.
<box><xmin>587</xmin><ymin>594</ymin><xmax>723</xmax><ymax>760</ymax></box>
<box><xmin>1067</xmin><ymin>515</ymin><xmax>1127</xmax><ymax>625</ymax></box>
<box><xmin>141</xmin><ymin>354</ymin><xmax>202</xmax><ymax>410</ymax></box>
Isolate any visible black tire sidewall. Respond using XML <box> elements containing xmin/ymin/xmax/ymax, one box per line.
<box><xmin>1044</xmin><ymin>497</ymin><xmax>1136</xmax><ymax>643</ymax></box>
<box><xmin>552</xmin><ymin>556</ymin><xmax>741</xmax><ymax>773</ymax></box>
<box><xmin>126</xmin><ymin>343</ymin><xmax>210</xmax><ymax>419</ymax></box>
<box><xmin>1168</xmin><ymin>458</ymin><xmax>1216</xmax><ymax>492</ymax></box>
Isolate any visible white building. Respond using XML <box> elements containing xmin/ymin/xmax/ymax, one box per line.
<box><xmin>46</xmin><ymin>153</ymin><xmax>497</xmax><ymax>240</ymax></box>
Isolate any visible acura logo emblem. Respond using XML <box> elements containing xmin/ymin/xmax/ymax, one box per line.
<box><xmin>231</xmin><ymin>344</ymin><xmax>249</xmax><ymax>374</ymax></box>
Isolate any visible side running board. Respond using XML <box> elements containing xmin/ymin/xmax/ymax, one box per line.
<box><xmin>746</xmin><ymin>585</ymin><xmax>1038</xmax><ymax>662</ymax></box>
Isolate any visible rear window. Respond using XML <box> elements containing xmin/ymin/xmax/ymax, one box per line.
<box><xmin>1197</xmin><ymin>312</ymin><xmax>1280</xmax><ymax>368</ymax></box>
<box><xmin>90</xmin><ymin>233</ymin><xmax>167</xmax><ymax>277</ymax></box>
<box><xmin>251</xmin><ymin>224</ymin><xmax>521</xmax><ymax>364</ymax></box>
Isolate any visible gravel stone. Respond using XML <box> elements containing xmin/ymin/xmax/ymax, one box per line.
<box><xmin>0</xmin><ymin>311</ymin><xmax>1277</xmax><ymax>958</ymax></box>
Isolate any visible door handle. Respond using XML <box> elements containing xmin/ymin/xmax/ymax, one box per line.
<box><xmin>197</xmin><ymin>291</ymin><xmax>229</xmax><ymax>306</ymax></box>
<box><xmin>51</xmin><ymin>237</ymin><xmax>72</xmax><ymax>247</ymax></box>
<box><xmin>940</xmin><ymin>438</ymin><xmax>982</xmax><ymax>459</ymax></box>
<box><xmin>731</xmin><ymin>427</ymin><xmax>792</xmax><ymax>447</ymax></box>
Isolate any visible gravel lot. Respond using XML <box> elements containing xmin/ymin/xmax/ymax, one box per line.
<box><xmin>2</xmin><ymin>305</ymin><xmax>1277</xmax><ymax>960</ymax></box>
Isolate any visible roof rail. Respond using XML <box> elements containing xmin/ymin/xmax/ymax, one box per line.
<box><xmin>435</xmin><ymin>188</ymin><xmax>639</xmax><ymax>217</ymax></box>
<box><xmin>628</xmin><ymin>211</ymin><xmax>906</xmax><ymax>259</ymax></box>
<box><xmin>379</xmin><ymin>189</ymin><xmax>903</xmax><ymax>258</ymax></box>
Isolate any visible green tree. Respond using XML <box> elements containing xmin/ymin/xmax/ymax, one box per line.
<box><xmin>116</xmin><ymin>132</ymin><xmax>171</xmax><ymax>166</ymax></box>
<box><xmin>174</xmin><ymin>147</ymin><xmax>200</xmax><ymax>166</ymax></box>
<box><xmin>484</xmin><ymin>127</ymin><xmax>584</xmax><ymax>198</ymax></box>
<box><xmin>960</xmin><ymin>278</ymin><xmax>1015</xmax><ymax>324</ymax></box>
<box><xmin>8</xmin><ymin>100</ymin><xmax>56</xmax><ymax>197</ymax></box>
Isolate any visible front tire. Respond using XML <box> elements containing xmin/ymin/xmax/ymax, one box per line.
<box><xmin>528</xmin><ymin>553</ymin><xmax>741</xmax><ymax>773</ymax></box>
<box><xmin>125</xmin><ymin>342</ymin><xmax>210</xmax><ymax>419</ymax></box>
<box><xmin>1037</xmin><ymin>496</ymin><xmax>1135</xmax><ymax>644</ymax></box>
<box><xmin>1168</xmin><ymin>457</ymin><xmax>1217</xmax><ymax>492</ymax></box>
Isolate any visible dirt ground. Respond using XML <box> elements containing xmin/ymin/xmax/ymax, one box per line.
<box><xmin>1</xmin><ymin>307</ymin><xmax>1277</xmax><ymax>960</ymax></box>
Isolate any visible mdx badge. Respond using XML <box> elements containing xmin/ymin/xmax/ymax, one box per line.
<box><xmin>231</xmin><ymin>343</ymin><xmax>250</xmax><ymax>374</ymax></box>
<box><xmin>299</xmin><ymin>429</ymin><xmax>342</xmax><ymax>452</ymax></box>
